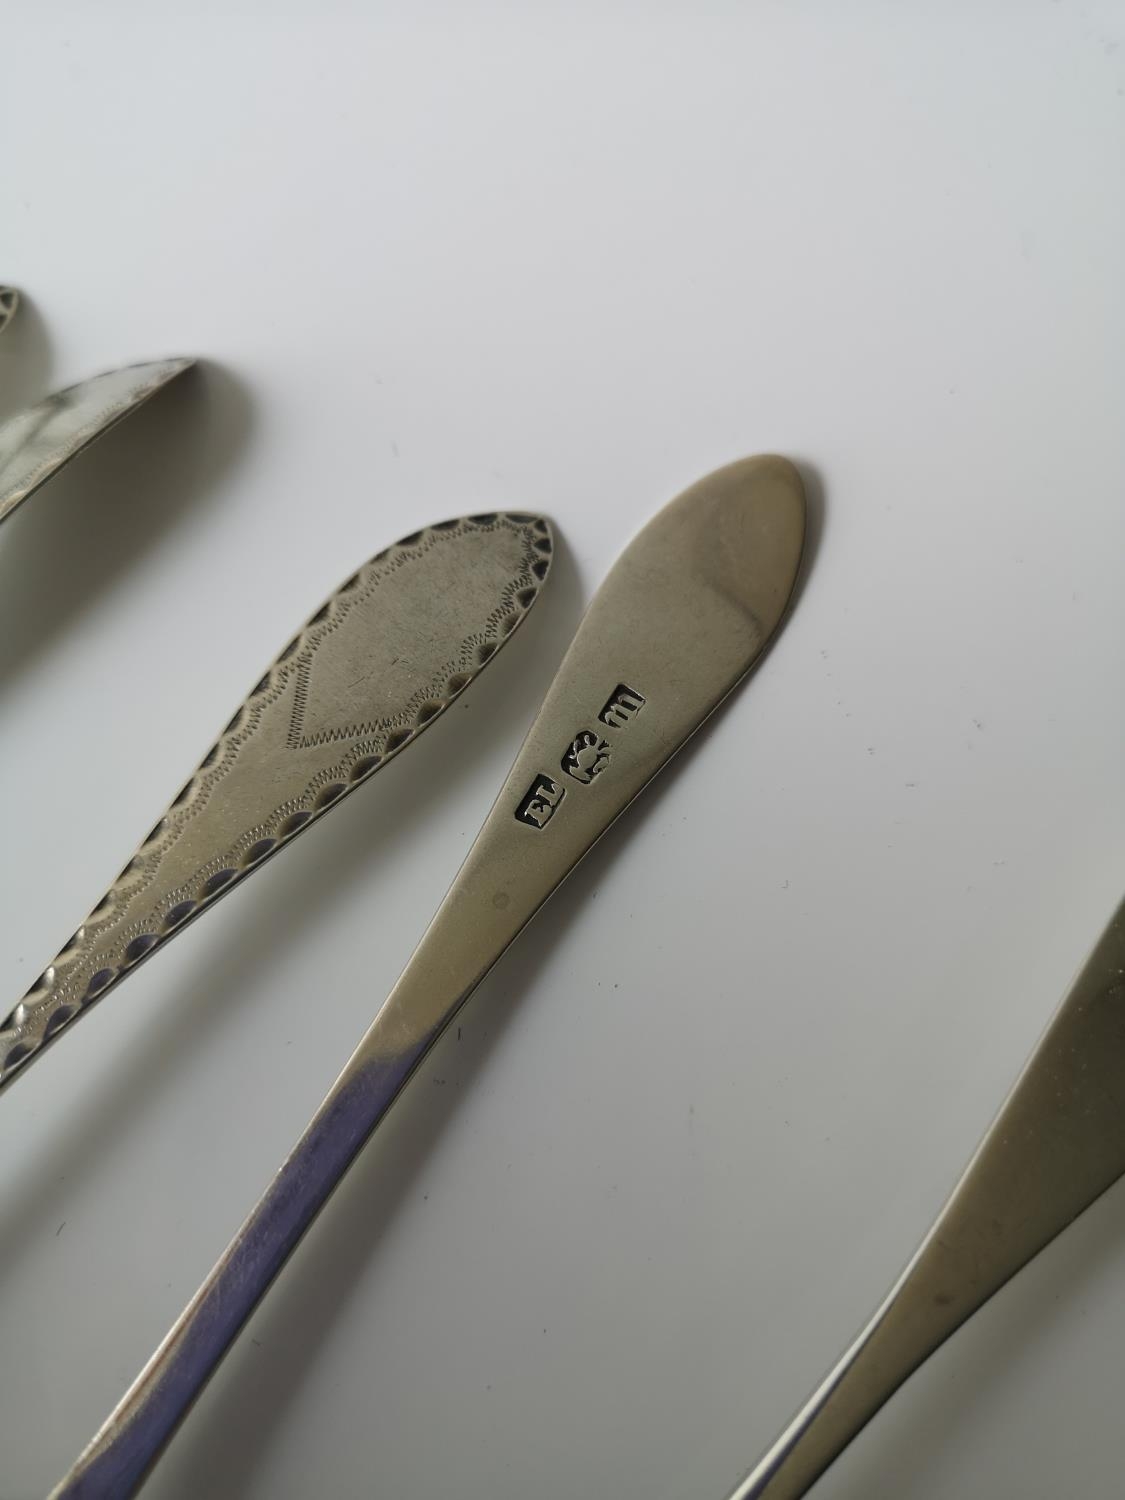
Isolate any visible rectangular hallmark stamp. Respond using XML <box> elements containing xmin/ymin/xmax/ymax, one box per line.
<box><xmin>598</xmin><ymin>683</ymin><xmax>645</xmax><ymax>729</ymax></box>
<box><xmin>515</xmin><ymin>773</ymin><xmax>566</xmax><ymax>829</ymax></box>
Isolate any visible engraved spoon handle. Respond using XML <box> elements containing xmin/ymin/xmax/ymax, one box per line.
<box><xmin>53</xmin><ymin>456</ymin><xmax>807</xmax><ymax>1498</ymax></box>
<box><xmin>2</xmin><ymin>513</ymin><xmax>552</xmax><ymax>1088</ymax></box>
<box><xmin>726</xmin><ymin>895</ymin><xmax>1125</xmax><ymax>1500</ymax></box>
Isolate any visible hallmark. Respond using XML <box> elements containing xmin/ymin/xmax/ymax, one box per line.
<box><xmin>561</xmin><ymin>731</ymin><xmax>611</xmax><ymax>784</ymax></box>
<box><xmin>515</xmin><ymin>773</ymin><xmax>566</xmax><ymax>829</ymax></box>
<box><xmin>598</xmin><ymin>683</ymin><xmax>645</xmax><ymax>729</ymax></box>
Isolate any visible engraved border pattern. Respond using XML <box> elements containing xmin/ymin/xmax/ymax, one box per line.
<box><xmin>0</xmin><ymin>513</ymin><xmax>553</xmax><ymax>1082</ymax></box>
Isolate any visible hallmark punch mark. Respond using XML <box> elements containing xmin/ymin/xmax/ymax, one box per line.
<box><xmin>561</xmin><ymin>731</ymin><xmax>611</xmax><ymax>784</ymax></box>
<box><xmin>598</xmin><ymin>683</ymin><xmax>645</xmax><ymax>729</ymax></box>
<box><xmin>515</xmin><ymin>774</ymin><xmax>566</xmax><ymax>829</ymax></box>
<box><xmin>515</xmin><ymin>684</ymin><xmax>649</xmax><ymax>828</ymax></box>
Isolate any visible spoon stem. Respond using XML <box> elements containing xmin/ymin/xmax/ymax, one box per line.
<box><xmin>729</xmin><ymin>894</ymin><xmax>1125</xmax><ymax>1499</ymax></box>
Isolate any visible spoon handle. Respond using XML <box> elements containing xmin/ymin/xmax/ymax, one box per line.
<box><xmin>2</xmin><ymin>512</ymin><xmax>551</xmax><ymax>1088</ymax></box>
<box><xmin>53</xmin><ymin>455</ymin><xmax>806</xmax><ymax>1498</ymax></box>
<box><xmin>0</xmin><ymin>358</ymin><xmax>194</xmax><ymax>526</ymax></box>
<box><xmin>727</xmin><ymin>894</ymin><xmax>1125</xmax><ymax>1500</ymax></box>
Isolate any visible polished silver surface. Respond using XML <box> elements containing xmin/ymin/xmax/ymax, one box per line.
<box><xmin>53</xmin><ymin>455</ymin><xmax>807</xmax><ymax>1498</ymax></box>
<box><xmin>0</xmin><ymin>286</ymin><xmax>17</xmax><ymax>337</ymax></box>
<box><xmin>727</xmin><ymin>894</ymin><xmax>1125</xmax><ymax>1500</ymax></box>
<box><xmin>0</xmin><ymin>358</ymin><xmax>193</xmax><ymax>526</ymax></box>
<box><xmin>1</xmin><ymin>513</ymin><xmax>551</xmax><ymax>1088</ymax></box>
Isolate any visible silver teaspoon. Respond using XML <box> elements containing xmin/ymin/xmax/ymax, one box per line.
<box><xmin>53</xmin><ymin>454</ymin><xmax>806</xmax><ymax>1498</ymax></box>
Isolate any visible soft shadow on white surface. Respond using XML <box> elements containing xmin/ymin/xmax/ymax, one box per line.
<box><xmin>0</xmin><ymin>290</ymin><xmax>52</xmax><ymax>417</ymax></box>
<box><xmin>0</xmin><ymin>360</ymin><xmax>251</xmax><ymax>693</ymax></box>
<box><xmin>791</xmin><ymin>459</ymin><xmax>826</xmax><ymax>613</ymax></box>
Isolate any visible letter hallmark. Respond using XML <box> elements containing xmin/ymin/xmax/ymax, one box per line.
<box><xmin>515</xmin><ymin>773</ymin><xmax>566</xmax><ymax>829</ymax></box>
<box><xmin>516</xmin><ymin>686</ymin><xmax>647</xmax><ymax>830</ymax></box>
<box><xmin>561</xmin><ymin>731</ymin><xmax>611</xmax><ymax>785</ymax></box>
<box><xmin>598</xmin><ymin>683</ymin><xmax>646</xmax><ymax>730</ymax></box>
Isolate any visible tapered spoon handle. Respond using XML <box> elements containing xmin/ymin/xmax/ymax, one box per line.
<box><xmin>727</xmin><ymin>894</ymin><xmax>1125</xmax><ymax>1500</ymax></box>
<box><xmin>54</xmin><ymin>455</ymin><xmax>807</xmax><ymax>1497</ymax></box>
<box><xmin>2</xmin><ymin>513</ymin><xmax>552</xmax><ymax>1088</ymax></box>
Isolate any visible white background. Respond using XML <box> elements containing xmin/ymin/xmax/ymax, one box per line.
<box><xmin>1</xmin><ymin>4</ymin><xmax>1123</xmax><ymax>1497</ymax></box>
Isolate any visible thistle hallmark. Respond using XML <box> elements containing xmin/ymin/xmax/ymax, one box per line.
<box><xmin>561</xmin><ymin>731</ymin><xmax>611</xmax><ymax>784</ymax></box>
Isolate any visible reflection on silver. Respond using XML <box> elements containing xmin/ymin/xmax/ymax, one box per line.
<box><xmin>0</xmin><ymin>357</ymin><xmax>194</xmax><ymax>526</ymax></box>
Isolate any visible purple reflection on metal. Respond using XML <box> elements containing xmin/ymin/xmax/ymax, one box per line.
<box><xmin>56</xmin><ymin>1051</ymin><xmax>415</xmax><ymax>1499</ymax></box>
